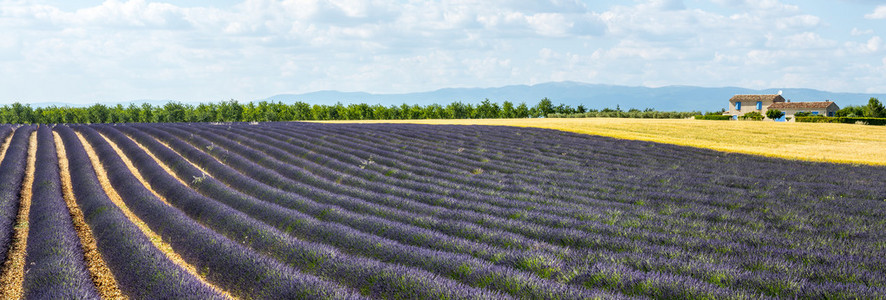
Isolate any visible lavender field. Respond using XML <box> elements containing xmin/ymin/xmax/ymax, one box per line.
<box><xmin>0</xmin><ymin>122</ymin><xmax>884</xmax><ymax>299</ymax></box>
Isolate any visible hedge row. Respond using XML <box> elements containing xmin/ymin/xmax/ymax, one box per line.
<box><xmin>795</xmin><ymin>116</ymin><xmax>886</xmax><ymax>125</ymax></box>
<box><xmin>548</xmin><ymin>111</ymin><xmax>699</xmax><ymax>119</ymax></box>
<box><xmin>693</xmin><ymin>115</ymin><xmax>732</xmax><ymax>120</ymax></box>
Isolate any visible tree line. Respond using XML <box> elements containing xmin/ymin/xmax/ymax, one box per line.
<box><xmin>0</xmin><ymin>98</ymin><xmax>691</xmax><ymax>124</ymax></box>
<box><xmin>832</xmin><ymin>98</ymin><xmax>885</xmax><ymax>118</ymax></box>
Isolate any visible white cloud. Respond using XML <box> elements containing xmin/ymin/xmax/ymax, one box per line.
<box><xmin>863</xmin><ymin>36</ymin><xmax>883</xmax><ymax>52</ymax></box>
<box><xmin>1</xmin><ymin>0</ymin><xmax>885</xmax><ymax>104</ymax></box>
<box><xmin>843</xmin><ymin>36</ymin><xmax>884</xmax><ymax>54</ymax></box>
<box><xmin>865</xmin><ymin>5</ymin><xmax>886</xmax><ymax>19</ymax></box>
<box><xmin>851</xmin><ymin>28</ymin><xmax>874</xmax><ymax>36</ymax></box>
<box><xmin>768</xmin><ymin>32</ymin><xmax>836</xmax><ymax>49</ymax></box>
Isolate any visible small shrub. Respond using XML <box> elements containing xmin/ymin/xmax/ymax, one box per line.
<box><xmin>694</xmin><ymin>115</ymin><xmax>732</xmax><ymax>120</ymax></box>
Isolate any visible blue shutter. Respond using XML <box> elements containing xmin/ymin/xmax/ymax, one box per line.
<box><xmin>812</xmin><ymin>111</ymin><xmax>819</xmax><ymax>115</ymax></box>
<box><xmin>735</xmin><ymin>102</ymin><xmax>741</xmax><ymax>110</ymax></box>
<box><xmin>756</xmin><ymin>101</ymin><xmax>762</xmax><ymax>110</ymax></box>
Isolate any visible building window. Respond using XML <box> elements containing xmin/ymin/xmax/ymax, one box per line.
<box><xmin>735</xmin><ymin>102</ymin><xmax>741</xmax><ymax>110</ymax></box>
<box><xmin>828</xmin><ymin>112</ymin><xmax>834</xmax><ymax>117</ymax></box>
<box><xmin>812</xmin><ymin>111</ymin><xmax>819</xmax><ymax>115</ymax></box>
<box><xmin>756</xmin><ymin>101</ymin><xmax>762</xmax><ymax>110</ymax></box>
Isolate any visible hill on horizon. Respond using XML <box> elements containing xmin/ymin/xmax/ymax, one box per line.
<box><xmin>262</xmin><ymin>82</ymin><xmax>885</xmax><ymax>112</ymax></box>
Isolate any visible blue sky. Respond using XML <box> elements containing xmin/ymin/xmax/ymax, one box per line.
<box><xmin>1</xmin><ymin>0</ymin><xmax>885</xmax><ymax>104</ymax></box>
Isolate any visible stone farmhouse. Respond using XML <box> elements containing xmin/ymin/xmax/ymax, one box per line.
<box><xmin>725</xmin><ymin>94</ymin><xmax>840</xmax><ymax>121</ymax></box>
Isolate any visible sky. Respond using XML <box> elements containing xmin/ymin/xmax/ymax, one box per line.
<box><xmin>1</xmin><ymin>0</ymin><xmax>885</xmax><ymax>104</ymax></box>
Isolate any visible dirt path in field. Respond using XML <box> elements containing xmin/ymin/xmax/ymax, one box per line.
<box><xmin>75</xmin><ymin>132</ymin><xmax>234</xmax><ymax>300</ymax></box>
<box><xmin>120</xmin><ymin>132</ymin><xmax>210</xmax><ymax>186</ymax></box>
<box><xmin>144</xmin><ymin>134</ymin><xmax>214</xmax><ymax>180</ymax></box>
<box><xmin>95</xmin><ymin>132</ymin><xmax>174</xmax><ymax>207</ymax></box>
<box><xmin>0</xmin><ymin>130</ymin><xmax>13</xmax><ymax>165</ymax></box>
<box><xmin>0</xmin><ymin>131</ymin><xmax>36</xmax><ymax>298</ymax></box>
<box><xmin>53</xmin><ymin>132</ymin><xmax>126</xmax><ymax>300</ymax></box>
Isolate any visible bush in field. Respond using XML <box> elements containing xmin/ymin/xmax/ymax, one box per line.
<box><xmin>740</xmin><ymin>112</ymin><xmax>764</xmax><ymax>120</ymax></box>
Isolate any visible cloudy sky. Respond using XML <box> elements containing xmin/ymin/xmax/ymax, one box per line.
<box><xmin>1</xmin><ymin>0</ymin><xmax>885</xmax><ymax>104</ymax></box>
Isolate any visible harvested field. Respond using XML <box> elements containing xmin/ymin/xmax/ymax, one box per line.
<box><xmin>317</xmin><ymin>118</ymin><xmax>886</xmax><ymax>166</ymax></box>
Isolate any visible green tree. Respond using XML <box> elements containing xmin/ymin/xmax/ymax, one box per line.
<box><xmin>500</xmin><ymin>101</ymin><xmax>515</xmax><ymax>118</ymax></box>
<box><xmin>515</xmin><ymin>102</ymin><xmax>530</xmax><ymax>118</ymax></box>
<box><xmin>42</xmin><ymin>106</ymin><xmax>65</xmax><ymax>124</ymax></box>
<box><xmin>835</xmin><ymin>105</ymin><xmax>864</xmax><ymax>117</ymax></box>
<box><xmin>554</xmin><ymin>103</ymin><xmax>574</xmax><ymax>115</ymax></box>
<box><xmin>476</xmin><ymin>99</ymin><xmax>500</xmax><ymax>119</ymax></box>
<box><xmin>71</xmin><ymin>107</ymin><xmax>90</xmax><ymax>123</ymax></box>
<box><xmin>291</xmin><ymin>102</ymin><xmax>312</xmax><ymax>120</ymax></box>
<box><xmin>423</xmin><ymin>103</ymin><xmax>444</xmax><ymax>119</ymax></box>
<box><xmin>533</xmin><ymin>98</ymin><xmax>554</xmax><ymax>117</ymax></box>
<box><xmin>273</xmin><ymin>102</ymin><xmax>294</xmax><ymax>121</ymax></box>
<box><xmin>108</xmin><ymin>104</ymin><xmax>129</xmax><ymax>123</ymax></box>
<box><xmin>864</xmin><ymin>97</ymin><xmax>885</xmax><ymax>118</ymax></box>
<box><xmin>190</xmin><ymin>103</ymin><xmax>217</xmax><ymax>122</ymax></box>
<box><xmin>32</xmin><ymin>107</ymin><xmax>45</xmax><ymax>124</ymax></box>
<box><xmin>370</xmin><ymin>104</ymin><xmax>392</xmax><ymax>120</ymax></box>
<box><xmin>766</xmin><ymin>109</ymin><xmax>784</xmax><ymax>120</ymax></box>
<box><xmin>446</xmin><ymin>102</ymin><xmax>470</xmax><ymax>119</ymax></box>
<box><xmin>87</xmin><ymin>104</ymin><xmax>110</xmax><ymax>123</ymax></box>
<box><xmin>217</xmin><ymin>99</ymin><xmax>243</xmax><ymax>122</ymax></box>
<box><xmin>126</xmin><ymin>103</ymin><xmax>142</xmax><ymax>123</ymax></box>
<box><xmin>159</xmin><ymin>102</ymin><xmax>188</xmax><ymax>123</ymax></box>
<box><xmin>311</xmin><ymin>104</ymin><xmax>330</xmax><ymax>120</ymax></box>
<box><xmin>139</xmin><ymin>103</ymin><xmax>155</xmax><ymax>123</ymax></box>
<box><xmin>242</xmin><ymin>102</ymin><xmax>259</xmax><ymax>122</ymax></box>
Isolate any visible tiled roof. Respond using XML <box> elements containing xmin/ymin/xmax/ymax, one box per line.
<box><xmin>729</xmin><ymin>95</ymin><xmax>785</xmax><ymax>102</ymax></box>
<box><xmin>768</xmin><ymin>101</ymin><xmax>837</xmax><ymax>109</ymax></box>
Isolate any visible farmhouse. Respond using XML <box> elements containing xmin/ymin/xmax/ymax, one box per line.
<box><xmin>725</xmin><ymin>94</ymin><xmax>839</xmax><ymax>121</ymax></box>
<box><xmin>768</xmin><ymin>101</ymin><xmax>840</xmax><ymax>120</ymax></box>
<box><xmin>726</xmin><ymin>94</ymin><xmax>785</xmax><ymax>119</ymax></box>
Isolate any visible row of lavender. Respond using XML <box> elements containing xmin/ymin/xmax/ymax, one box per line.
<box><xmin>1</xmin><ymin>122</ymin><xmax>884</xmax><ymax>299</ymax></box>
<box><xmin>106</xmin><ymin>122</ymin><xmax>884</xmax><ymax>299</ymax></box>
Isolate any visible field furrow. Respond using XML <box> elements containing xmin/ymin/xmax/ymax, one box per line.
<box><xmin>53</xmin><ymin>131</ymin><xmax>124</xmax><ymax>299</ymax></box>
<box><xmin>0</xmin><ymin>128</ymin><xmax>36</xmax><ymax>298</ymax></box>
<box><xmin>0</xmin><ymin>127</ymin><xmax>32</xmax><ymax>269</ymax></box>
<box><xmin>19</xmin><ymin>127</ymin><xmax>98</xmax><ymax>298</ymax></box>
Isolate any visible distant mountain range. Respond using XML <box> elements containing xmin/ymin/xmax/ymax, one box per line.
<box><xmin>21</xmin><ymin>82</ymin><xmax>886</xmax><ymax>112</ymax></box>
<box><xmin>262</xmin><ymin>82</ymin><xmax>885</xmax><ymax>112</ymax></box>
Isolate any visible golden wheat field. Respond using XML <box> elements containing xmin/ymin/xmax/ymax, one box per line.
<box><xmin>318</xmin><ymin>118</ymin><xmax>886</xmax><ymax>166</ymax></box>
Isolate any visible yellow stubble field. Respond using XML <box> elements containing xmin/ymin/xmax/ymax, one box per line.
<box><xmin>317</xmin><ymin>118</ymin><xmax>886</xmax><ymax>166</ymax></box>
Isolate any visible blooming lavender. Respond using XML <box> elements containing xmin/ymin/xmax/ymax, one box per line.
<box><xmin>1</xmin><ymin>121</ymin><xmax>882</xmax><ymax>299</ymax></box>
<box><xmin>0</xmin><ymin>126</ymin><xmax>34</xmax><ymax>265</ymax></box>
<box><xmin>21</xmin><ymin>126</ymin><xmax>99</xmax><ymax>298</ymax></box>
